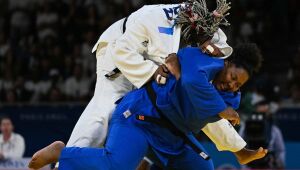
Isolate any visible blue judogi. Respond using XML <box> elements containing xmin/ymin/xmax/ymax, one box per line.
<box><xmin>58</xmin><ymin>48</ymin><xmax>240</xmax><ymax>170</ymax></box>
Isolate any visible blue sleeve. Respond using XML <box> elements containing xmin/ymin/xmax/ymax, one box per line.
<box><xmin>218</xmin><ymin>91</ymin><xmax>241</xmax><ymax>110</ymax></box>
<box><xmin>179</xmin><ymin>70</ymin><xmax>227</xmax><ymax>118</ymax></box>
<box><xmin>173</xmin><ymin>48</ymin><xmax>227</xmax><ymax>119</ymax></box>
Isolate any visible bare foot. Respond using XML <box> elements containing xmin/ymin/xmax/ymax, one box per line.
<box><xmin>28</xmin><ymin>141</ymin><xmax>65</xmax><ymax>170</ymax></box>
<box><xmin>235</xmin><ymin>147</ymin><xmax>268</xmax><ymax>165</ymax></box>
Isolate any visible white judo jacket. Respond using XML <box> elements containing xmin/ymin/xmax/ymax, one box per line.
<box><xmin>92</xmin><ymin>4</ymin><xmax>232</xmax><ymax>88</ymax></box>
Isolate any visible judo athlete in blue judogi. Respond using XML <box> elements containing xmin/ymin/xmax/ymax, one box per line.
<box><xmin>29</xmin><ymin>44</ymin><xmax>266</xmax><ymax>170</ymax></box>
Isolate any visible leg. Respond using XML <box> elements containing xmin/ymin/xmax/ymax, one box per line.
<box><xmin>61</xmin><ymin>122</ymin><xmax>149</xmax><ymax>170</ymax></box>
<box><xmin>166</xmin><ymin>146</ymin><xmax>214</xmax><ymax>170</ymax></box>
<box><xmin>66</xmin><ymin>70</ymin><xmax>133</xmax><ymax>148</ymax></box>
<box><xmin>66</xmin><ymin>97</ymin><xmax>109</xmax><ymax>147</ymax></box>
<box><xmin>66</xmin><ymin>94</ymin><xmax>112</xmax><ymax>148</ymax></box>
<box><xmin>30</xmin><ymin>146</ymin><xmax>112</xmax><ymax>170</ymax></box>
<box><xmin>30</xmin><ymin>110</ymin><xmax>149</xmax><ymax>170</ymax></box>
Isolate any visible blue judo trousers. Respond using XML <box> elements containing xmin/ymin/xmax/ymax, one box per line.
<box><xmin>58</xmin><ymin>48</ymin><xmax>241</xmax><ymax>170</ymax></box>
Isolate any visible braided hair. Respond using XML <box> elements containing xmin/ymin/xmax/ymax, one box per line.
<box><xmin>227</xmin><ymin>43</ymin><xmax>263</xmax><ymax>76</ymax></box>
<box><xmin>175</xmin><ymin>0</ymin><xmax>231</xmax><ymax>44</ymax></box>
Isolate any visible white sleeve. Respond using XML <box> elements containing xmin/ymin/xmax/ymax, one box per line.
<box><xmin>202</xmin><ymin>119</ymin><xmax>247</xmax><ymax>152</ymax></box>
<box><xmin>3</xmin><ymin>135</ymin><xmax>25</xmax><ymax>159</ymax></box>
<box><xmin>112</xmin><ymin>17</ymin><xmax>158</xmax><ymax>88</ymax></box>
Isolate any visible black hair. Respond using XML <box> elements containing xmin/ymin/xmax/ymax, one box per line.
<box><xmin>227</xmin><ymin>43</ymin><xmax>263</xmax><ymax>76</ymax></box>
<box><xmin>176</xmin><ymin>0</ymin><xmax>231</xmax><ymax>41</ymax></box>
<box><xmin>181</xmin><ymin>25</ymin><xmax>211</xmax><ymax>47</ymax></box>
<box><xmin>0</xmin><ymin>115</ymin><xmax>12</xmax><ymax>124</ymax></box>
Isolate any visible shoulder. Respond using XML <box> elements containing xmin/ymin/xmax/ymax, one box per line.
<box><xmin>178</xmin><ymin>47</ymin><xmax>225</xmax><ymax>78</ymax></box>
<box><xmin>142</xmin><ymin>4</ymin><xmax>181</xmax><ymax>12</ymax></box>
<box><xmin>134</xmin><ymin>4</ymin><xmax>181</xmax><ymax>22</ymax></box>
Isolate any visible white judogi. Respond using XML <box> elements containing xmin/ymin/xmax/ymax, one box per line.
<box><xmin>66</xmin><ymin>4</ymin><xmax>246</xmax><ymax>152</ymax></box>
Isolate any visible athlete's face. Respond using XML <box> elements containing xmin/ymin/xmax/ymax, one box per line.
<box><xmin>213</xmin><ymin>62</ymin><xmax>249</xmax><ymax>92</ymax></box>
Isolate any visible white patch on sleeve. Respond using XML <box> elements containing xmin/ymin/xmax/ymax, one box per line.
<box><xmin>206</xmin><ymin>45</ymin><xmax>215</xmax><ymax>53</ymax></box>
<box><xmin>199</xmin><ymin>152</ymin><xmax>209</xmax><ymax>159</ymax></box>
<box><xmin>123</xmin><ymin>110</ymin><xmax>132</xmax><ymax>118</ymax></box>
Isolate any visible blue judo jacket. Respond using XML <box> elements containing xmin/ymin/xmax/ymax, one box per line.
<box><xmin>154</xmin><ymin>47</ymin><xmax>241</xmax><ymax>134</ymax></box>
<box><xmin>113</xmin><ymin>47</ymin><xmax>241</xmax><ymax>163</ymax></box>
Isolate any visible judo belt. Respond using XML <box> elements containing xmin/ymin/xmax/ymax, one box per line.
<box><xmin>136</xmin><ymin>82</ymin><xmax>211</xmax><ymax>160</ymax></box>
<box><xmin>105</xmin><ymin>17</ymin><xmax>128</xmax><ymax>79</ymax></box>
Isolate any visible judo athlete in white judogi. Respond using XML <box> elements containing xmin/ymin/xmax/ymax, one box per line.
<box><xmin>65</xmin><ymin>0</ymin><xmax>251</xmax><ymax>164</ymax></box>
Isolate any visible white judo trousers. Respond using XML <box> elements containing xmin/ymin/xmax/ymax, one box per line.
<box><xmin>66</xmin><ymin>4</ymin><xmax>246</xmax><ymax>153</ymax></box>
<box><xmin>66</xmin><ymin>64</ymin><xmax>134</xmax><ymax>147</ymax></box>
<box><xmin>66</xmin><ymin>20</ymin><xmax>134</xmax><ymax>147</ymax></box>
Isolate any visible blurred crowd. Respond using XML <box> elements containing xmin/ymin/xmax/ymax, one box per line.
<box><xmin>0</xmin><ymin>0</ymin><xmax>299</xmax><ymax>104</ymax></box>
<box><xmin>0</xmin><ymin>1</ymin><xmax>300</xmax><ymax>168</ymax></box>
